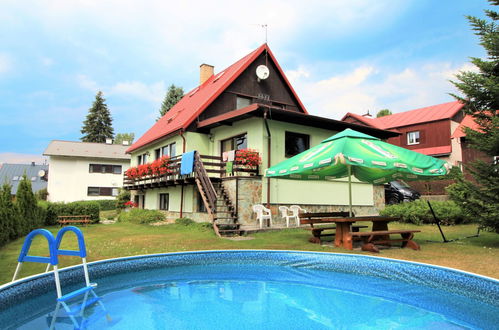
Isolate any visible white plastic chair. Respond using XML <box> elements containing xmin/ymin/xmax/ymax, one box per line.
<box><xmin>289</xmin><ymin>205</ymin><xmax>307</xmax><ymax>227</ymax></box>
<box><xmin>279</xmin><ymin>206</ymin><xmax>293</xmax><ymax>228</ymax></box>
<box><xmin>253</xmin><ymin>204</ymin><xmax>272</xmax><ymax>229</ymax></box>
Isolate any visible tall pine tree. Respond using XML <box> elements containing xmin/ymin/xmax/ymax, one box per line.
<box><xmin>81</xmin><ymin>91</ymin><xmax>114</xmax><ymax>143</ymax></box>
<box><xmin>448</xmin><ymin>0</ymin><xmax>499</xmax><ymax>232</ymax></box>
<box><xmin>158</xmin><ymin>84</ymin><xmax>184</xmax><ymax>120</ymax></box>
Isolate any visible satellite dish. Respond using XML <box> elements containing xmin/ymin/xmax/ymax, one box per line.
<box><xmin>256</xmin><ymin>65</ymin><xmax>270</xmax><ymax>80</ymax></box>
<box><xmin>38</xmin><ymin>170</ymin><xmax>46</xmax><ymax>177</ymax></box>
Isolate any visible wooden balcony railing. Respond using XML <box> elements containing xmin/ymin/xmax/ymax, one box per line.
<box><xmin>123</xmin><ymin>153</ymin><xmax>260</xmax><ymax>189</ymax></box>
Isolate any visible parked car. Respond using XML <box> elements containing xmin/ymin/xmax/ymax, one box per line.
<box><xmin>384</xmin><ymin>180</ymin><xmax>420</xmax><ymax>204</ymax></box>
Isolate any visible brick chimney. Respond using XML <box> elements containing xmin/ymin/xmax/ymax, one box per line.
<box><xmin>200</xmin><ymin>64</ymin><xmax>214</xmax><ymax>84</ymax></box>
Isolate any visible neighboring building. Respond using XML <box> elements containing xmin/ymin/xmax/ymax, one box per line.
<box><xmin>125</xmin><ymin>43</ymin><xmax>398</xmax><ymax>231</ymax></box>
<box><xmin>0</xmin><ymin>162</ymin><xmax>48</xmax><ymax>195</ymax></box>
<box><xmin>342</xmin><ymin>101</ymin><xmax>466</xmax><ymax>167</ymax></box>
<box><xmin>43</xmin><ymin>140</ymin><xmax>131</xmax><ymax>202</ymax></box>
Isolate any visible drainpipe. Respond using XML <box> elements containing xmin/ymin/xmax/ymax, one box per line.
<box><xmin>179</xmin><ymin>129</ymin><xmax>186</xmax><ymax>218</ymax></box>
<box><xmin>264</xmin><ymin>109</ymin><xmax>272</xmax><ymax>208</ymax></box>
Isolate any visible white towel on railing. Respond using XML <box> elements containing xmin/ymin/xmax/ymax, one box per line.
<box><xmin>222</xmin><ymin>151</ymin><xmax>229</xmax><ymax>162</ymax></box>
<box><xmin>227</xmin><ymin>150</ymin><xmax>235</xmax><ymax>162</ymax></box>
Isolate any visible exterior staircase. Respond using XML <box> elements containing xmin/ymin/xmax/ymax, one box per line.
<box><xmin>193</xmin><ymin>152</ymin><xmax>241</xmax><ymax>237</ymax></box>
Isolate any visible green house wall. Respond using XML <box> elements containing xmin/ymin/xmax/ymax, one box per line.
<box><xmin>129</xmin><ymin>116</ymin><xmax>376</xmax><ymax>219</ymax></box>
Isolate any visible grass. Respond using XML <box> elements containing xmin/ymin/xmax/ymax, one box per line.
<box><xmin>0</xmin><ymin>222</ymin><xmax>497</xmax><ymax>285</ymax></box>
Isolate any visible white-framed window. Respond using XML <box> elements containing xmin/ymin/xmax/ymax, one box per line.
<box><xmin>161</xmin><ymin>143</ymin><xmax>176</xmax><ymax>158</ymax></box>
<box><xmin>159</xmin><ymin>193</ymin><xmax>169</xmax><ymax>210</ymax></box>
<box><xmin>407</xmin><ymin>131</ymin><xmax>420</xmax><ymax>145</ymax></box>
<box><xmin>137</xmin><ymin>153</ymin><xmax>148</xmax><ymax>165</ymax></box>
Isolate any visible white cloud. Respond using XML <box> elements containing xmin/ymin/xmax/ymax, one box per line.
<box><xmin>109</xmin><ymin>81</ymin><xmax>165</xmax><ymax>104</ymax></box>
<box><xmin>0</xmin><ymin>53</ymin><xmax>12</xmax><ymax>74</ymax></box>
<box><xmin>0</xmin><ymin>153</ymin><xmax>47</xmax><ymax>165</ymax></box>
<box><xmin>288</xmin><ymin>61</ymin><xmax>471</xmax><ymax>119</ymax></box>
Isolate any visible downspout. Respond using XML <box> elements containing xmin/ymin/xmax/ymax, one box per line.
<box><xmin>263</xmin><ymin>109</ymin><xmax>272</xmax><ymax>208</ymax></box>
<box><xmin>179</xmin><ymin>130</ymin><xmax>187</xmax><ymax>218</ymax></box>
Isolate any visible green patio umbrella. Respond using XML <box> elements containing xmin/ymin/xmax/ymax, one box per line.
<box><xmin>265</xmin><ymin>129</ymin><xmax>450</xmax><ymax>216</ymax></box>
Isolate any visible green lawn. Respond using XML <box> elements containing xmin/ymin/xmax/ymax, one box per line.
<box><xmin>1</xmin><ymin>222</ymin><xmax>498</xmax><ymax>285</ymax></box>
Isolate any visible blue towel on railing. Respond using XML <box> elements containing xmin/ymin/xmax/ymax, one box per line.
<box><xmin>180</xmin><ymin>151</ymin><xmax>195</xmax><ymax>175</ymax></box>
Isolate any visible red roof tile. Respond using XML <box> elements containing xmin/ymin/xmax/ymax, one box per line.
<box><xmin>451</xmin><ymin>114</ymin><xmax>481</xmax><ymax>138</ymax></box>
<box><xmin>372</xmin><ymin>101</ymin><xmax>464</xmax><ymax>129</ymax></box>
<box><xmin>127</xmin><ymin>44</ymin><xmax>308</xmax><ymax>153</ymax></box>
<box><xmin>412</xmin><ymin>145</ymin><xmax>452</xmax><ymax>156</ymax></box>
<box><xmin>341</xmin><ymin>112</ymin><xmax>385</xmax><ymax>129</ymax></box>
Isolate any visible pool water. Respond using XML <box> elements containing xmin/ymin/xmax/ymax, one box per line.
<box><xmin>1</xmin><ymin>251</ymin><xmax>498</xmax><ymax>329</ymax></box>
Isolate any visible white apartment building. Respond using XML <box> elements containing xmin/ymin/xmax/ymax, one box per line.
<box><xmin>43</xmin><ymin>140</ymin><xmax>130</xmax><ymax>202</ymax></box>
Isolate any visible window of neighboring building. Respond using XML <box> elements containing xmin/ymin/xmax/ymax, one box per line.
<box><xmin>285</xmin><ymin>131</ymin><xmax>310</xmax><ymax>158</ymax></box>
<box><xmin>407</xmin><ymin>131</ymin><xmax>420</xmax><ymax>145</ymax></box>
<box><xmin>221</xmin><ymin>133</ymin><xmax>248</xmax><ymax>153</ymax></box>
<box><xmin>236</xmin><ymin>96</ymin><xmax>252</xmax><ymax>110</ymax></box>
<box><xmin>87</xmin><ymin>187</ymin><xmax>119</xmax><ymax>196</ymax></box>
<box><xmin>12</xmin><ymin>176</ymin><xmax>19</xmax><ymax>181</ymax></box>
<box><xmin>31</xmin><ymin>177</ymin><xmax>37</xmax><ymax>181</ymax></box>
<box><xmin>159</xmin><ymin>193</ymin><xmax>169</xmax><ymax>210</ymax></box>
<box><xmin>161</xmin><ymin>142</ymin><xmax>176</xmax><ymax>158</ymax></box>
<box><xmin>89</xmin><ymin>164</ymin><xmax>122</xmax><ymax>174</ymax></box>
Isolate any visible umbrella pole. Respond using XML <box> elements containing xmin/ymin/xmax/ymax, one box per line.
<box><xmin>348</xmin><ymin>165</ymin><xmax>353</xmax><ymax>217</ymax></box>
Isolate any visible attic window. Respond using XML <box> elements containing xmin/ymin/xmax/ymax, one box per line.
<box><xmin>12</xmin><ymin>176</ymin><xmax>19</xmax><ymax>181</ymax></box>
<box><xmin>189</xmin><ymin>87</ymin><xmax>199</xmax><ymax>97</ymax></box>
<box><xmin>31</xmin><ymin>177</ymin><xmax>37</xmax><ymax>181</ymax></box>
<box><xmin>213</xmin><ymin>71</ymin><xmax>225</xmax><ymax>82</ymax></box>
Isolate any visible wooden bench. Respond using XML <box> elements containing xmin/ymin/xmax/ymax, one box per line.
<box><xmin>349</xmin><ymin>230</ymin><xmax>421</xmax><ymax>253</ymax></box>
<box><xmin>300</xmin><ymin>213</ymin><xmax>368</xmax><ymax>244</ymax></box>
<box><xmin>57</xmin><ymin>215</ymin><xmax>91</xmax><ymax>227</ymax></box>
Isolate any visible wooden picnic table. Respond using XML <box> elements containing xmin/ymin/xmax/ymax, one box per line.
<box><xmin>299</xmin><ymin>213</ymin><xmax>420</xmax><ymax>252</ymax></box>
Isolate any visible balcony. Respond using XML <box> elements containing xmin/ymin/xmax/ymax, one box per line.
<box><xmin>123</xmin><ymin>153</ymin><xmax>260</xmax><ymax>191</ymax></box>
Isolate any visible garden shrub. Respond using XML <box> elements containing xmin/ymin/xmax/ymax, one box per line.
<box><xmin>115</xmin><ymin>189</ymin><xmax>131</xmax><ymax>212</ymax></box>
<box><xmin>41</xmin><ymin>201</ymin><xmax>100</xmax><ymax>225</ymax></box>
<box><xmin>117</xmin><ymin>208</ymin><xmax>165</xmax><ymax>224</ymax></box>
<box><xmin>93</xmin><ymin>199</ymin><xmax>116</xmax><ymax>211</ymax></box>
<box><xmin>16</xmin><ymin>175</ymin><xmax>45</xmax><ymax>234</ymax></box>
<box><xmin>175</xmin><ymin>217</ymin><xmax>195</xmax><ymax>226</ymax></box>
<box><xmin>0</xmin><ymin>184</ymin><xmax>19</xmax><ymax>246</ymax></box>
<box><xmin>380</xmin><ymin>199</ymin><xmax>473</xmax><ymax>225</ymax></box>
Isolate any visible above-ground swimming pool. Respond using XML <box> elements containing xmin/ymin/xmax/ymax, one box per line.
<box><xmin>0</xmin><ymin>250</ymin><xmax>498</xmax><ymax>329</ymax></box>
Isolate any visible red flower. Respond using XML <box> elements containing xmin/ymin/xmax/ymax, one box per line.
<box><xmin>235</xmin><ymin>149</ymin><xmax>261</xmax><ymax>167</ymax></box>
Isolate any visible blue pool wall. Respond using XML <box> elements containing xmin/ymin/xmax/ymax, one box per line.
<box><xmin>1</xmin><ymin>250</ymin><xmax>498</xmax><ymax>325</ymax></box>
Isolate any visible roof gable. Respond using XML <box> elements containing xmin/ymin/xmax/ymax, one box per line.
<box><xmin>127</xmin><ymin>44</ymin><xmax>308</xmax><ymax>153</ymax></box>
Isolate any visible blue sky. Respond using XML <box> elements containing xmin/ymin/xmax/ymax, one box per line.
<box><xmin>0</xmin><ymin>0</ymin><xmax>488</xmax><ymax>164</ymax></box>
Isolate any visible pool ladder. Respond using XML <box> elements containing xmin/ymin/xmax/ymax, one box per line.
<box><xmin>12</xmin><ymin>226</ymin><xmax>111</xmax><ymax>329</ymax></box>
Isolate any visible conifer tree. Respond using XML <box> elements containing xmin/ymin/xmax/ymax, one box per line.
<box><xmin>158</xmin><ymin>84</ymin><xmax>184</xmax><ymax>120</ymax></box>
<box><xmin>447</xmin><ymin>0</ymin><xmax>499</xmax><ymax>232</ymax></box>
<box><xmin>16</xmin><ymin>175</ymin><xmax>42</xmax><ymax>234</ymax></box>
<box><xmin>0</xmin><ymin>183</ymin><xmax>17</xmax><ymax>245</ymax></box>
<box><xmin>81</xmin><ymin>91</ymin><xmax>114</xmax><ymax>143</ymax></box>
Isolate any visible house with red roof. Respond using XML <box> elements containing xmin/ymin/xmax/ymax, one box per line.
<box><xmin>124</xmin><ymin>44</ymin><xmax>398</xmax><ymax>234</ymax></box>
<box><xmin>342</xmin><ymin>101</ymin><xmax>468</xmax><ymax>168</ymax></box>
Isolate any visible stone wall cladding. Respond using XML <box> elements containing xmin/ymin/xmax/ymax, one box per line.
<box><xmin>221</xmin><ymin>176</ymin><xmax>262</xmax><ymax>227</ymax></box>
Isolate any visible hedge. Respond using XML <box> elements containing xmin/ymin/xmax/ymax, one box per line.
<box><xmin>40</xmin><ymin>200</ymin><xmax>100</xmax><ymax>225</ymax></box>
<box><xmin>117</xmin><ymin>208</ymin><xmax>165</xmax><ymax>224</ymax></box>
<box><xmin>380</xmin><ymin>199</ymin><xmax>473</xmax><ymax>225</ymax></box>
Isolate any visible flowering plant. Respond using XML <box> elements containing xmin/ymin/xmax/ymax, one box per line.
<box><xmin>125</xmin><ymin>167</ymin><xmax>139</xmax><ymax>179</ymax></box>
<box><xmin>150</xmin><ymin>156</ymin><xmax>172</xmax><ymax>176</ymax></box>
<box><xmin>235</xmin><ymin>149</ymin><xmax>261</xmax><ymax>167</ymax></box>
<box><xmin>124</xmin><ymin>201</ymin><xmax>138</xmax><ymax>208</ymax></box>
<box><xmin>125</xmin><ymin>156</ymin><xmax>173</xmax><ymax>179</ymax></box>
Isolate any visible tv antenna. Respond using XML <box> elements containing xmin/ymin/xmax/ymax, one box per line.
<box><xmin>251</xmin><ymin>24</ymin><xmax>268</xmax><ymax>44</ymax></box>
